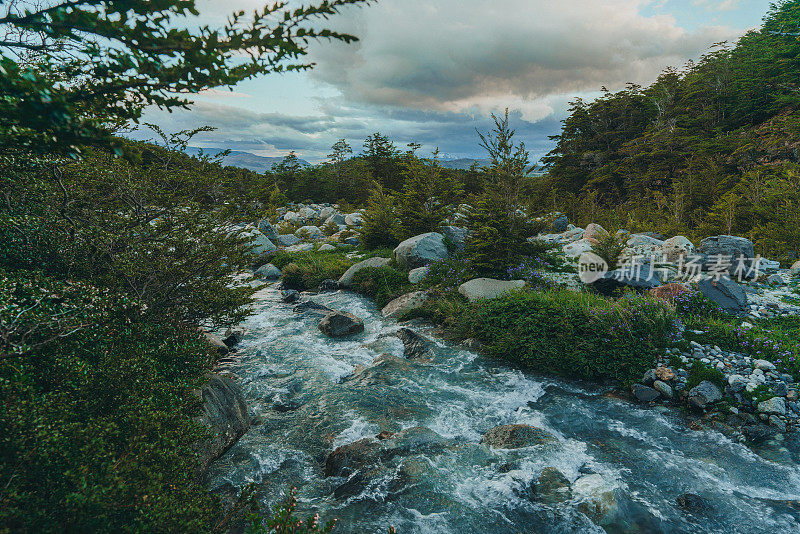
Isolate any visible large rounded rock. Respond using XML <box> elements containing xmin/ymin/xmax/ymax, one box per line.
<box><xmin>697</xmin><ymin>235</ymin><xmax>755</xmax><ymax>270</ymax></box>
<box><xmin>382</xmin><ymin>291</ymin><xmax>430</xmax><ymax>319</ymax></box>
<box><xmin>583</xmin><ymin>223</ymin><xmax>609</xmax><ymax>241</ymax></box>
<box><xmin>661</xmin><ymin>236</ymin><xmax>694</xmax><ymax>262</ymax></box>
<box><xmin>396</xmin><ymin>328</ymin><xmax>435</xmax><ymax>360</ymax></box>
<box><xmin>394</xmin><ymin>232</ymin><xmax>449</xmax><ymax>269</ymax></box>
<box><xmin>688</xmin><ymin>380</ymin><xmax>722</xmax><ymax>410</ymax></box>
<box><xmin>408</xmin><ymin>266</ymin><xmax>429</xmax><ymax>284</ymax></box>
<box><xmin>563</xmin><ymin>239</ymin><xmax>594</xmax><ymax>258</ymax></box>
<box><xmin>324</xmin><ymin>438</ymin><xmax>382</xmax><ymax>477</ymax></box>
<box><xmin>338</xmin><ymin>256</ymin><xmax>391</xmax><ymax>287</ymax></box>
<box><xmin>532</xmin><ymin>467</ymin><xmax>572</xmax><ymax>504</ymax></box>
<box><xmin>480</xmin><ymin>424</ymin><xmax>556</xmax><ymax>449</ymax></box>
<box><xmin>573</xmin><ymin>474</ymin><xmax>618</xmax><ymax>526</ymax></box>
<box><xmin>277</xmin><ymin>234</ymin><xmax>300</xmax><ymax>247</ymax></box>
<box><xmin>458</xmin><ymin>278</ymin><xmax>525</xmax><ymax>302</ymax></box>
<box><xmin>295</xmin><ymin>225</ymin><xmax>323</xmax><ymax>240</ymax></box>
<box><xmin>255</xmin><ymin>263</ymin><xmax>282</xmax><ymax>280</ymax></box>
<box><xmin>790</xmin><ymin>260</ymin><xmax>800</xmax><ymax>277</ymax></box>
<box><xmin>318</xmin><ymin>311</ymin><xmax>365</xmax><ymax>337</ymax></box>
<box><xmin>245</xmin><ymin>230</ymin><xmax>277</xmax><ymax>256</ymax></box>
<box><xmin>757</xmin><ymin>397</ymin><xmax>786</xmax><ymax>415</ymax></box>
<box><xmin>257</xmin><ymin>219</ymin><xmax>279</xmax><ymax>241</ymax></box>
<box><xmin>697</xmin><ymin>276</ymin><xmax>748</xmax><ymax>314</ymax></box>
<box><xmin>196</xmin><ymin>374</ymin><xmax>250</xmax><ymax>474</ymax></box>
<box><xmin>345</xmin><ymin>212</ymin><xmax>363</xmax><ymax>227</ymax></box>
<box><xmin>298</xmin><ymin>206</ymin><xmax>318</xmax><ymax>220</ymax></box>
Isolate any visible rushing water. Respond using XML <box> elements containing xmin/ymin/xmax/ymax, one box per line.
<box><xmin>209</xmin><ymin>285</ymin><xmax>800</xmax><ymax>533</ymax></box>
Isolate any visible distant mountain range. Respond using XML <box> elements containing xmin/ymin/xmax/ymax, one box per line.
<box><xmin>185</xmin><ymin>147</ymin><xmax>310</xmax><ymax>173</ymax></box>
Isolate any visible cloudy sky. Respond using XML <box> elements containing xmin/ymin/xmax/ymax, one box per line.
<box><xmin>130</xmin><ymin>0</ymin><xmax>772</xmax><ymax>163</ymax></box>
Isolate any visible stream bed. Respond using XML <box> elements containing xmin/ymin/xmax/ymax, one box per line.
<box><xmin>209</xmin><ymin>285</ymin><xmax>800</xmax><ymax>533</ymax></box>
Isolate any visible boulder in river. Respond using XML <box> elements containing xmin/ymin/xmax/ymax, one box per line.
<box><xmin>396</xmin><ymin>328</ymin><xmax>435</xmax><ymax>360</ymax></box>
<box><xmin>196</xmin><ymin>374</ymin><xmax>250</xmax><ymax>474</ymax></box>
<box><xmin>319</xmin><ymin>310</ymin><xmax>365</xmax><ymax>337</ymax></box>
<box><xmin>480</xmin><ymin>424</ymin><xmax>556</xmax><ymax>449</ymax></box>
<box><xmin>394</xmin><ymin>232</ymin><xmax>449</xmax><ymax>269</ymax></box>
<box><xmin>203</xmin><ymin>331</ymin><xmax>230</xmax><ymax>355</ymax></box>
<box><xmin>281</xmin><ymin>289</ymin><xmax>300</xmax><ymax>303</ymax></box>
<box><xmin>458</xmin><ymin>278</ymin><xmax>525</xmax><ymax>302</ymax></box>
<box><xmin>324</xmin><ymin>438</ymin><xmax>382</xmax><ymax>477</ymax></box>
<box><xmin>697</xmin><ymin>276</ymin><xmax>748</xmax><ymax>314</ymax></box>
<box><xmin>338</xmin><ymin>256</ymin><xmax>391</xmax><ymax>287</ymax></box>
<box><xmin>573</xmin><ymin>474</ymin><xmax>618</xmax><ymax>526</ymax></box>
<box><xmin>631</xmin><ymin>383</ymin><xmax>660</xmax><ymax>402</ymax></box>
<box><xmin>294</xmin><ymin>300</ymin><xmax>335</xmax><ymax>316</ymax></box>
<box><xmin>677</xmin><ymin>493</ymin><xmax>712</xmax><ymax>514</ymax></box>
<box><xmin>382</xmin><ymin>290</ymin><xmax>429</xmax><ymax>319</ymax></box>
<box><xmin>532</xmin><ymin>467</ymin><xmax>572</xmax><ymax>504</ymax></box>
<box><xmin>688</xmin><ymin>380</ymin><xmax>722</xmax><ymax>410</ymax></box>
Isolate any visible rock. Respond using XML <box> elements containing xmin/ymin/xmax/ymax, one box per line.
<box><xmin>408</xmin><ymin>266</ymin><xmax>429</xmax><ymax>284</ymax></box>
<box><xmin>281</xmin><ymin>289</ymin><xmax>300</xmax><ymax>303</ymax></box>
<box><xmin>277</xmin><ymin>234</ymin><xmax>300</xmax><ymax>247</ymax></box>
<box><xmin>573</xmin><ymin>474</ymin><xmax>618</xmax><ymax>526</ymax></box>
<box><xmin>394</xmin><ymin>232</ymin><xmax>449</xmax><ymax>269</ymax></box>
<box><xmin>642</xmin><ymin>369</ymin><xmax>657</xmax><ymax>386</ymax></box>
<box><xmin>769</xmin><ymin>415</ymin><xmax>787</xmax><ymax>432</ymax></box>
<box><xmin>338</xmin><ymin>257</ymin><xmax>392</xmax><ymax>287</ymax></box>
<box><xmin>697</xmin><ymin>235</ymin><xmax>755</xmax><ymax>274</ymax></box>
<box><xmin>563</xmin><ymin>239</ymin><xmax>594</xmax><ymax>258</ymax></box>
<box><xmin>203</xmin><ymin>331</ymin><xmax>230</xmax><ymax>355</ymax></box>
<box><xmin>791</xmin><ymin>260</ymin><xmax>800</xmax><ymax>276</ymax></box>
<box><xmin>655</xmin><ymin>366</ymin><xmax>675</xmax><ymax>381</ymax></box>
<box><xmin>649</xmin><ymin>283</ymin><xmax>690</xmax><ymax>301</ymax></box>
<box><xmin>383</xmin><ymin>426</ymin><xmax>449</xmax><ymax>456</ymax></box>
<box><xmin>319</xmin><ymin>206</ymin><xmax>337</xmax><ymax>220</ymax></box>
<box><xmin>754</xmin><ymin>359</ymin><xmax>776</xmax><ymax>371</ymax></box>
<box><xmin>440</xmin><ymin>226</ymin><xmax>469</xmax><ymax>251</ymax></box>
<box><xmin>285</xmin><ymin>243</ymin><xmax>313</xmax><ymax>252</ymax></box>
<box><xmin>552</xmin><ymin>215</ymin><xmax>569</xmax><ymax>232</ymax></box>
<box><xmin>245</xmin><ymin>230</ymin><xmax>277</xmax><ymax>256</ymax></box>
<box><xmin>325</xmin><ymin>213</ymin><xmax>346</xmax><ymax>226</ymax></box>
<box><xmin>324</xmin><ymin>438</ymin><xmax>382</xmax><ymax>477</ymax></box>
<box><xmin>697</xmin><ymin>276</ymin><xmax>748</xmax><ymax>314</ymax></box>
<box><xmin>318</xmin><ymin>243</ymin><xmax>336</xmax><ymax>252</ymax></box>
<box><xmin>382</xmin><ymin>291</ymin><xmax>430</xmax><ymax>319</ymax></box>
<box><xmin>318</xmin><ymin>311</ymin><xmax>365</xmax><ymax>337</ymax></box>
<box><xmin>318</xmin><ymin>279</ymin><xmax>340</xmax><ymax>293</ymax></box>
<box><xmin>532</xmin><ymin>468</ymin><xmax>572</xmax><ymax>504</ymax></box>
<box><xmin>627</xmin><ymin>234</ymin><xmax>664</xmax><ymax>248</ymax></box>
<box><xmin>255</xmin><ymin>263</ymin><xmax>282</xmax><ymax>280</ymax></box>
<box><xmin>196</xmin><ymin>374</ymin><xmax>250</xmax><ymax>473</ymax></box>
<box><xmin>661</xmin><ymin>236</ymin><xmax>695</xmax><ymax>262</ymax></box>
<box><xmin>653</xmin><ymin>380</ymin><xmax>674</xmax><ymax>399</ymax></box>
<box><xmin>396</xmin><ymin>328</ymin><xmax>435</xmax><ymax>360</ymax></box>
<box><xmin>590</xmin><ymin>264</ymin><xmax>662</xmax><ymax>295</ymax></box>
<box><xmin>295</xmin><ymin>225</ymin><xmax>323</xmax><ymax>240</ymax></box>
<box><xmin>764</xmin><ymin>273</ymin><xmax>785</xmax><ymax>286</ymax></box>
<box><xmin>583</xmin><ymin>223</ymin><xmax>609</xmax><ymax>241</ymax></box>
<box><xmin>677</xmin><ymin>493</ymin><xmax>711</xmax><ymax>514</ymax></box>
<box><xmin>480</xmin><ymin>424</ymin><xmax>556</xmax><ymax>449</ymax></box>
<box><xmin>757</xmin><ymin>397</ymin><xmax>786</xmax><ymax>415</ymax></box>
<box><xmin>458</xmin><ymin>278</ymin><xmax>526</xmax><ymax>302</ymax></box>
<box><xmin>298</xmin><ymin>206</ymin><xmax>317</xmax><ymax>220</ymax></box>
<box><xmin>632</xmin><ymin>383</ymin><xmax>660</xmax><ymax>402</ymax></box>
<box><xmin>688</xmin><ymin>381</ymin><xmax>722</xmax><ymax>409</ymax></box>
<box><xmin>223</xmin><ymin>327</ymin><xmax>245</xmax><ymax>348</ymax></box>
<box><xmin>283</xmin><ymin>211</ymin><xmax>301</xmax><ymax>224</ymax></box>
<box><xmin>345</xmin><ymin>212</ymin><xmax>363</xmax><ymax>227</ymax></box>
<box><xmin>755</xmin><ymin>257</ymin><xmax>781</xmax><ymax>274</ymax></box>
<box><xmin>343</xmin><ymin>237</ymin><xmax>360</xmax><ymax>247</ymax></box>
<box><xmin>257</xmin><ymin>219</ymin><xmax>279</xmax><ymax>241</ymax></box>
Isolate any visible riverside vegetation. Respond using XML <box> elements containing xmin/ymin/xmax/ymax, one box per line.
<box><xmin>4</xmin><ymin>0</ymin><xmax>800</xmax><ymax>532</ymax></box>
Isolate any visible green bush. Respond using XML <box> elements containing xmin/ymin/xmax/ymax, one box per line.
<box><xmin>591</xmin><ymin>233</ymin><xmax>626</xmax><ymax>269</ymax></box>
<box><xmin>361</xmin><ymin>185</ymin><xmax>401</xmax><ymax>249</ymax></box>
<box><xmin>351</xmin><ymin>266</ymin><xmax>411</xmax><ymax>308</ymax></box>
<box><xmin>278</xmin><ymin>252</ymin><xmax>353</xmax><ymax>291</ymax></box>
<box><xmin>457</xmin><ymin>289</ymin><xmax>678</xmax><ymax>384</ymax></box>
<box><xmin>687</xmin><ymin>360</ymin><xmax>726</xmax><ymax>390</ymax></box>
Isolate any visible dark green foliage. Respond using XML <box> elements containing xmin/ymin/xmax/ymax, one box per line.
<box><xmin>361</xmin><ymin>185</ymin><xmax>402</xmax><ymax>249</ymax></box>
<box><xmin>591</xmin><ymin>234</ymin><xmax>626</xmax><ymax>269</ymax></box>
<box><xmin>351</xmin><ymin>266</ymin><xmax>411</xmax><ymax>308</ymax></box>
<box><xmin>421</xmin><ymin>253</ymin><xmax>477</xmax><ymax>292</ymax></box>
<box><xmin>246</xmin><ymin>488</ymin><xmax>337</xmax><ymax>534</ymax></box>
<box><xmin>457</xmin><ymin>290</ymin><xmax>678</xmax><ymax>384</ymax></box>
<box><xmin>279</xmin><ymin>252</ymin><xmax>353</xmax><ymax>291</ymax></box>
<box><xmin>687</xmin><ymin>361</ymin><xmax>726</xmax><ymax>390</ymax></box>
<box><xmin>465</xmin><ymin>192</ymin><xmax>527</xmax><ymax>275</ymax></box>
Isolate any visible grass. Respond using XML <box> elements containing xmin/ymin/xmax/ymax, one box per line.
<box><xmin>274</xmin><ymin>250</ymin><xmax>354</xmax><ymax>291</ymax></box>
<box><xmin>351</xmin><ymin>265</ymin><xmax>412</xmax><ymax>308</ymax></box>
<box><xmin>687</xmin><ymin>360</ymin><xmax>726</xmax><ymax>390</ymax></box>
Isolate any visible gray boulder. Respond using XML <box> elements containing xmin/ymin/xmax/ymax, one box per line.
<box><xmin>458</xmin><ymin>278</ymin><xmax>525</xmax><ymax>302</ymax></box>
<box><xmin>661</xmin><ymin>236</ymin><xmax>694</xmax><ymax>262</ymax></box>
<box><xmin>688</xmin><ymin>380</ymin><xmax>722</xmax><ymax>409</ymax></box>
<box><xmin>246</xmin><ymin>230</ymin><xmax>277</xmax><ymax>256</ymax></box>
<box><xmin>277</xmin><ymin>234</ymin><xmax>300</xmax><ymax>247</ymax></box>
<box><xmin>439</xmin><ymin>226</ymin><xmax>469</xmax><ymax>251</ymax></box>
<box><xmin>345</xmin><ymin>212</ymin><xmax>363</xmax><ymax>227</ymax></box>
<box><xmin>338</xmin><ymin>256</ymin><xmax>391</xmax><ymax>287</ymax></box>
<box><xmin>394</xmin><ymin>232</ymin><xmax>449</xmax><ymax>268</ymax></box>
<box><xmin>408</xmin><ymin>266</ymin><xmax>429</xmax><ymax>284</ymax></box>
<box><xmin>255</xmin><ymin>263</ymin><xmax>281</xmax><ymax>280</ymax></box>
<box><xmin>631</xmin><ymin>383</ymin><xmax>660</xmax><ymax>402</ymax></box>
<box><xmin>791</xmin><ymin>260</ymin><xmax>800</xmax><ymax>276</ymax></box>
<box><xmin>293</xmin><ymin>300</ymin><xmax>335</xmax><ymax>316</ymax></box>
<box><xmin>532</xmin><ymin>467</ymin><xmax>572</xmax><ymax>504</ymax></box>
<box><xmin>325</xmin><ymin>213</ymin><xmax>346</xmax><ymax>226</ymax></box>
<box><xmin>196</xmin><ymin>374</ymin><xmax>250</xmax><ymax>473</ymax></box>
<box><xmin>480</xmin><ymin>424</ymin><xmax>556</xmax><ymax>449</ymax></box>
<box><xmin>697</xmin><ymin>235</ymin><xmax>755</xmax><ymax>273</ymax></box>
<box><xmin>757</xmin><ymin>397</ymin><xmax>786</xmax><ymax>415</ymax></box>
<box><xmin>318</xmin><ymin>311</ymin><xmax>365</xmax><ymax>337</ymax></box>
<box><xmin>552</xmin><ymin>215</ymin><xmax>569</xmax><ymax>232</ymax></box>
<box><xmin>257</xmin><ymin>219</ymin><xmax>279</xmax><ymax>241</ymax></box>
<box><xmin>382</xmin><ymin>291</ymin><xmax>429</xmax><ymax>319</ymax></box>
<box><xmin>295</xmin><ymin>225</ymin><xmax>323</xmax><ymax>240</ymax></box>
<box><xmin>697</xmin><ymin>276</ymin><xmax>748</xmax><ymax>314</ymax></box>
<box><xmin>324</xmin><ymin>438</ymin><xmax>382</xmax><ymax>478</ymax></box>
<box><xmin>653</xmin><ymin>380</ymin><xmax>674</xmax><ymax>399</ymax></box>
<box><xmin>281</xmin><ymin>289</ymin><xmax>300</xmax><ymax>303</ymax></box>
<box><xmin>396</xmin><ymin>328</ymin><xmax>435</xmax><ymax>360</ymax></box>
<box><xmin>203</xmin><ymin>331</ymin><xmax>230</xmax><ymax>355</ymax></box>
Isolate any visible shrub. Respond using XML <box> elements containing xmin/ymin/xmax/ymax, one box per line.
<box><xmin>458</xmin><ymin>289</ymin><xmax>678</xmax><ymax>384</ymax></box>
<box><xmin>351</xmin><ymin>265</ymin><xmax>411</xmax><ymax>308</ymax></box>
<box><xmin>686</xmin><ymin>361</ymin><xmax>726</xmax><ymax>390</ymax></box>
<box><xmin>591</xmin><ymin>233</ymin><xmax>626</xmax><ymax>269</ymax></box>
<box><xmin>278</xmin><ymin>252</ymin><xmax>353</xmax><ymax>291</ymax></box>
<box><xmin>421</xmin><ymin>253</ymin><xmax>476</xmax><ymax>292</ymax></box>
<box><xmin>322</xmin><ymin>220</ymin><xmax>339</xmax><ymax>236</ymax></box>
<box><xmin>673</xmin><ymin>289</ymin><xmax>725</xmax><ymax>318</ymax></box>
<box><xmin>361</xmin><ymin>185</ymin><xmax>401</xmax><ymax>249</ymax></box>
